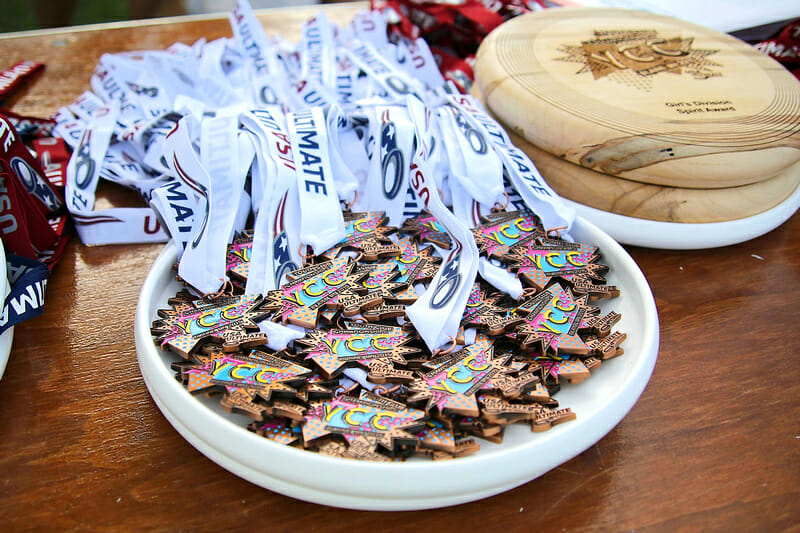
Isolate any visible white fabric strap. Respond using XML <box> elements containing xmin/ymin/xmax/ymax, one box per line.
<box><xmin>439</xmin><ymin>104</ymin><xmax>504</xmax><ymax>207</ymax></box>
<box><xmin>449</xmin><ymin>178</ymin><xmax>485</xmax><ymax>228</ymax></box>
<box><xmin>446</xmin><ymin>163</ymin><xmax>524</xmax><ymax>298</ymax></box>
<box><xmin>230</xmin><ymin>0</ymin><xmax>288</xmax><ymax>106</ymax></box>
<box><xmin>99</xmin><ymin>144</ymin><xmax>168</xmax><ymax>199</ymax></box>
<box><xmin>349</xmin><ymin>10</ymin><xmax>389</xmax><ymax>52</ymax></box>
<box><xmin>240</xmin><ymin>107</ymin><xmax>302</xmax><ymax>293</ymax></box>
<box><xmin>333</xmin><ymin>70</ymin><xmax>358</xmax><ymax>110</ymax></box>
<box><xmin>244</xmin><ymin>142</ymin><xmax>276</xmax><ymax>295</ymax></box>
<box><xmin>300</xmin><ymin>12</ymin><xmax>337</xmax><ymax>91</ymax></box>
<box><xmin>118</xmin><ymin>111</ymin><xmax>182</xmax><ymax>175</ymax></box>
<box><xmin>149</xmin><ymin>179</ymin><xmax>201</xmax><ymax>256</ymax></box>
<box><xmin>290</xmin><ymin>78</ymin><xmax>337</xmax><ymax>111</ymax></box>
<box><xmin>178</xmin><ymin>113</ymin><xmax>249</xmax><ymax>293</ymax></box>
<box><xmin>404</xmin><ymin>100</ymin><xmax>481</xmax><ymax>348</ymax></box>
<box><xmin>90</xmin><ymin>57</ymin><xmax>139</xmax><ymax>128</ymax></box>
<box><xmin>68</xmin><ymin>91</ymin><xmax>105</xmax><ymax>121</ymax></box>
<box><xmin>405</xmin><ymin>151</ymin><xmax>479</xmax><ymax>351</ymax></box>
<box><xmin>52</xmin><ymin>107</ymin><xmax>87</xmax><ymax>149</ymax></box>
<box><xmin>230</xmin><ymin>0</ymin><xmax>279</xmax><ymax>77</ymax></box>
<box><xmin>445</xmin><ymin>93</ymin><xmax>575</xmax><ymax>235</ymax></box>
<box><xmin>358</xmin><ymin>105</ymin><xmax>415</xmax><ymax>227</ymax></box>
<box><xmin>195</xmin><ymin>39</ymin><xmax>241</xmax><ymax>109</ymax></box>
<box><xmin>402</xmin><ymin>95</ymin><xmax>444</xmax><ymax>220</ymax></box>
<box><xmin>343</xmin><ymin>41</ymin><xmax>424</xmax><ymax>102</ymax></box>
<box><xmin>100</xmin><ymin>54</ymin><xmax>172</xmax><ymax>119</ymax></box>
<box><xmin>65</xmin><ymin>103</ymin><xmax>169</xmax><ymax>245</ymax></box>
<box><xmin>325</xmin><ymin>106</ymin><xmax>360</xmax><ymax>201</ymax></box>
<box><xmin>286</xmin><ymin>107</ymin><xmax>345</xmax><ymax>255</ymax></box>
<box><xmin>392</xmin><ymin>38</ymin><xmax>445</xmax><ymax>90</ymax></box>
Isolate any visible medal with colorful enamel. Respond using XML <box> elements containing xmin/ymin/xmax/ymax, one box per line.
<box><xmin>179</xmin><ymin>348</ymin><xmax>310</xmax><ymax>397</ymax></box>
<box><xmin>471</xmin><ymin>209</ymin><xmax>543</xmax><ymax>259</ymax></box>
<box><xmin>303</xmin><ymin>389</ymin><xmax>427</xmax><ymax>457</ymax></box>
<box><xmin>321</xmin><ymin>211</ymin><xmax>399</xmax><ymax>261</ymax></box>
<box><xmin>172</xmin><ymin>348</ymin><xmax>310</xmax><ymax>420</ymax></box>
<box><xmin>295</xmin><ymin>323</ymin><xmax>419</xmax><ymax>378</ymax></box>
<box><xmin>408</xmin><ymin>333</ymin><xmax>509</xmax><ymax>416</ymax></box>
<box><xmin>379</xmin><ymin>235</ymin><xmax>440</xmax><ymax>303</ymax></box>
<box><xmin>400</xmin><ymin>210</ymin><xmax>452</xmax><ymax>249</ymax></box>
<box><xmin>226</xmin><ymin>230</ymin><xmax>254</xmax><ymax>286</ymax></box>
<box><xmin>151</xmin><ymin>293</ymin><xmax>270</xmax><ymax>358</ymax></box>
<box><xmin>459</xmin><ymin>282</ymin><xmax>524</xmax><ymax>336</ymax></box>
<box><xmin>250</xmin><ymin>418</ymin><xmax>302</xmax><ymax>446</ymax></box>
<box><xmin>513</xmin><ymin>283</ymin><xmax>594</xmax><ymax>355</ymax></box>
<box><xmin>505</xmin><ymin>240</ymin><xmax>602</xmax><ymax>289</ymax></box>
<box><xmin>262</xmin><ymin>257</ymin><xmax>364</xmax><ymax>328</ymax></box>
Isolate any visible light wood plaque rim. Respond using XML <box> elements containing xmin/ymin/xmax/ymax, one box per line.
<box><xmin>470</xmin><ymin>86</ymin><xmax>800</xmax><ymax>223</ymax></box>
<box><xmin>474</xmin><ymin>7</ymin><xmax>800</xmax><ymax>189</ymax></box>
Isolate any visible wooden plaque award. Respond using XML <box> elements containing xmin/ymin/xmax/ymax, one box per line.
<box><xmin>474</xmin><ymin>8</ymin><xmax>800</xmax><ymax>189</ymax></box>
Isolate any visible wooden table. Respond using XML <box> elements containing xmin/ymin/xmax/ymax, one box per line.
<box><xmin>0</xmin><ymin>4</ymin><xmax>798</xmax><ymax>530</ymax></box>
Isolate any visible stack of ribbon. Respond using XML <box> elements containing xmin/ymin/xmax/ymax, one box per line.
<box><xmin>57</xmin><ymin>1</ymin><xmax>575</xmax><ymax>352</ymax></box>
<box><xmin>0</xmin><ymin>61</ymin><xmax>72</xmax><ymax>376</ymax></box>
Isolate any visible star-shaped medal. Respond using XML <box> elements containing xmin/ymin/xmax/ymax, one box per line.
<box><xmin>532</xmin><ymin>407</ymin><xmax>576</xmax><ymax>432</ymax></box>
<box><xmin>295</xmin><ymin>323</ymin><xmax>419</xmax><ymax>378</ymax></box>
<box><xmin>353</xmin><ymin>263</ymin><xmax>406</xmax><ymax>299</ymax></box>
<box><xmin>471</xmin><ymin>209</ymin><xmax>543</xmax><ymax>259</ymax></box>
<box><xmin>535</xmin><ymin>353</ymin><xmax>591</xmax><ymax>384</ymax></box>
<box><xmin>585</xmin><ymin>331</ymin><xmax>627</xmax><ymax>359</ymax></box>
<box><xmin>180</xmin><ymin>348</ymin><xmax>310</xmax><ymax>397</ymax></box>
<box><xmin>336</xmin><ymin>264</ymin><xmax>405</xmax><ymax>322</ymax></box>
<box><xmin>303</xmin><ymin>389</ymin><xmax>426</xmax><ymax>455</ymax></box>
<box><xmin>459</xmin><ymin>282</ymin><xmax>525</xmax><ymax>336</ymax></box>
<box><xmin>416</xmin><ymin>417</ymin><xmax>456</xmax><ymax>454</ymax></box>
<box><xmin>321</xmin><ymin>211</ymin><xmax>399</xmax><ymax>261</ymax></box>
<box><xmin>151</xmin><ymin>293</ymin><xmax>270</xmax><ymax>358</ymax></box>
<box><xmin>505</xmin><ymin>240</ymin><xmax>604</xmax><ymax>290</ymax></box>
<box><xmin>174</xmin><ymin>348</ymin><xmax>310</xmax><ymax>420</ymax></box>
<box><xmin>399</xmin><ymin>210</ymin><xmax>452</xmax><ymax>249</ymax></box>
<box><xmin>407</xmin><ymin>333</ymin><xmax>510</xmax><ymax>416</ymax></box>
<box><xmin>250</xmin><ymin>418</ymin><xmax>302</xmax><ymax>446</ymax></box>
<box><xmin>262</xmin><ymin>257</ymin><xmax>362</xmax><ymax>328</ymax></box>
<box><xmin>512</xmin><ymin>283</ymin><xmax>595</xmax><ymax>355</ymax></box>
<box><xmin>226</xmin><ymin>230</ymin><xmax>254</xmax><ymax>285</ymax></box>
<box><xmin>478</xmin><ymin>394</ymin><xmax>547</xmax><ymax>425</ymax></box>
<box><xmin>379</xmin><ymin>235</ymin><xmax>441</xmax><ymax>303</ymax></box>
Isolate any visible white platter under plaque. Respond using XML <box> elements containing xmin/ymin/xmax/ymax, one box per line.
<box><xmin>561</xmin><ymin>183</ymin><xmax>800</xmax><ymax>250</ymax></box>
<box><xmin>134</xmin><ymin>216</ymin><xmax>659</xmax><ymax>511</ymax></box>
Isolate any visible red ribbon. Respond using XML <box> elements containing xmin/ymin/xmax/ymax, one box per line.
<box><xmin>0</xmin><ymin>61</ymin><xmax>44</xmax><ymax>102</ymax></box>
<box><xmin>0</xmin><ymin>60</ymin><xmax>70</xmax><ymax>269</ymax></box>
<box><xmin>372</xmin><ymin>0</ymin><xmax>536</xmax><ymax>92</ymax></box>
<box><xmin>0</xmin><ymin>107</ymin><xmax>56</xmax><ymax>139</ymax></box>
<box><xmin>754</xmin><ymin>20</ymin><xmax>800</xmax><ymax>80</ymax></box>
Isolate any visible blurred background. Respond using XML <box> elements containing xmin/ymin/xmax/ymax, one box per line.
<box><xmin>0</xmin><ymin>0</ymin><xmax>327</xmax><ymax>33</ymax></box>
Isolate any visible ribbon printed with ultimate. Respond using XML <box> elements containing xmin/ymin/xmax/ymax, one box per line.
<box><xmin>56</xmin><ymin>0</ymin><xmax>572</xmax><ymax>352</ymax></box>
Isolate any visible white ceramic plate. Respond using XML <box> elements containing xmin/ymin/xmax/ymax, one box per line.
<box><xmin>562</xmin><ymin>183</ymin><xmax>800</xmax><ymax>250</ymax></box>
<box><xmin>0</xmin><ymin>239</ymin><xmax>14</xmax><ymax>380</ymax></box>
<box><xmin>134</xmin><ymin>216</ymin><xmax>659</xmax><ymax>510</ymax></box>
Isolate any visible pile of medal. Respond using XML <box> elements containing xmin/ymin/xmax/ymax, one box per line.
<box><xmin>151</xmin><ymin>207</ymin><xmax>625</xmax><ymax>461</ymax></box>
<box><xmin>50</xmin><ymin>0</ymin><xmax>627</xmax><ymax>460</ymax></box>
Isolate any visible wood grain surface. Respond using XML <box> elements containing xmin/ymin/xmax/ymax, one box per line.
<box><xmin>469</xmin><ymin>85</ymin><xmax>800</xmax><ymax>223</ymax></box>
<box><xmin>474</xmin><ymin>8</ymin><xmax>800</xmax><ymax>189</ymax></box>
<box><xmin>1</xmin><ymin>5</ymin><xmax>799</xmax><ymax>531</ymax></box>
<box><xmin>507</xmin><ymin>123</ymin><xmax>799</xmax><ymax>223</ymax></box>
